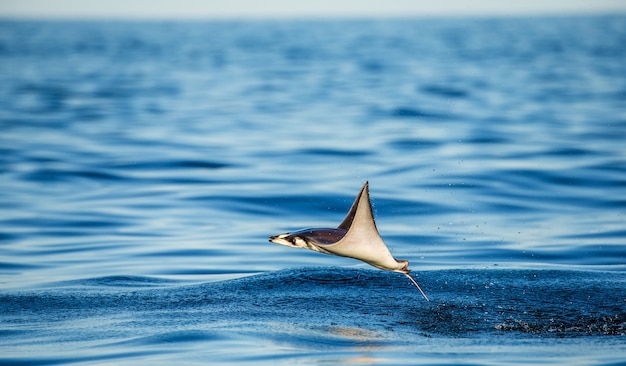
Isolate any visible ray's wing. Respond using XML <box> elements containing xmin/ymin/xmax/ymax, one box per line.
<box><xmin>337</xmin><ymin>182</ymin><xmax>365</xmax><ymax>231</ymax></box>
<box><xmin>322</xmin><ymin>182</ymin><xmax>406</xmax><ymax>272</ymax></box>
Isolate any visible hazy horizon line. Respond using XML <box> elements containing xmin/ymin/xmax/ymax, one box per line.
<box><xmin>1</xmin><ymin>9</ymin><xmax>624</xmax><ymax>22</ymax></box>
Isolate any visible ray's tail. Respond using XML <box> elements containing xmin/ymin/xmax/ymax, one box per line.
<box><xmin>403</xmin><ymin>272</ymin><xmax>430</xmax><ymax>301</ymax></box>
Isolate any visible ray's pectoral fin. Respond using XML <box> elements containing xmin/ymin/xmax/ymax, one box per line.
<box><xmin>330</xmin><ymin>182</ymin><xmax>429</xmax><ymax>301</ymax></box>
<box><xmin>329</xmin><ymin>182</ymin><xmax>405</xmax><ymax>272</ymax></box>
<box><xmin>269</xmin><ymin>181</ymin><xmax>429</xmax><ymax>301</ymax></box>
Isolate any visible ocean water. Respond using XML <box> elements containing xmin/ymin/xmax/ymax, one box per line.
<box><xmin>1</xmin><ymin>15</ymin><xmax>625</xmax><ymax>365</ymax></box>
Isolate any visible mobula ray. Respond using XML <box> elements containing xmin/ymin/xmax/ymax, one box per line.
<box><xmin>269</xmin><ymin>182</ymin><xmax>429</xmax><ymax>301</ymax></box>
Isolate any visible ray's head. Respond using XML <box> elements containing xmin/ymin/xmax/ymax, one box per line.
<box><xmin>268</xmin><ymin>233</ymin><xmax>309</xmax><ymax>249</ymax></box>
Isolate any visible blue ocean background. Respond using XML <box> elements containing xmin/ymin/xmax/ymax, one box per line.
<box><xmin>1</xmin><ymin>15</ymin><xmax>625</xmax><ymax>365</ymax></box>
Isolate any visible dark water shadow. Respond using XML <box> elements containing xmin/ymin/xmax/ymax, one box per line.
<box><xmin>1</xmin><ymin>267</ymin><xmax>625</xmax><ymax>365</ymax></box>
<box><xmin>4</xmin><ymin>267</ymin><xmax>624</xmax><ymax>337</ymax></box>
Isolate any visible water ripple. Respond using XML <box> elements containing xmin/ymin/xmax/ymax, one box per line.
<box><xmin>1</xmin><ymin>16</ymin><xmax>625</xmax><ymax>365</ymax></box>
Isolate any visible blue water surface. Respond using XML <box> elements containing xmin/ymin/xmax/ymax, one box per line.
<box><xmin>1</xmin><ymin>15</ymin><xmax>625</xmax><ymax>365</ymax></box>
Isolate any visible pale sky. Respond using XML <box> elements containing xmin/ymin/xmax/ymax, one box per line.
<box><xmin>1</xmin><ymin>0</ymin><xmax>625</xmax><ymax>19</ymax></box>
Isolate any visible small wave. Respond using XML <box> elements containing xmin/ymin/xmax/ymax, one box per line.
<box><xmin>296</xmin><ymin>148</ymin><xmax>371</xmax><ymax>157</ymax></box>
<box><xmin>113</xmin><ymin>159</ymin><xmax>231</xmax><ymax>170</ymax></box>
<box><xmin>389</xmin><ymin>107</ymin><xmax>450</xmax><ymax>120</ymax></box>
<box><xmin>422</xmin><ymin>85</ymin><xmax>469</xmax><ymax>99</ymax></box>
<box><xmin>52</xmin><ymin>275</ymin><xmax>181</xmax><ymax>288</ymax></box>
<box><xmin>20</xmin><ymin>168</ymin><xmax>125</xmax><ymax>183</ymax></box>
<box><xmin>387</xmin><ymin>138</ymin><xmax>440</xmax><ymax>150</ymax></box>
<box><xmin>104</xmin><ymin>330</ymin><xmax>227</xmax><ymax>347</ymax></box>
<box><xmin>0</xmin><ymin>261</ymin><xmax>43</xmax><ymax>270</ymax></box>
